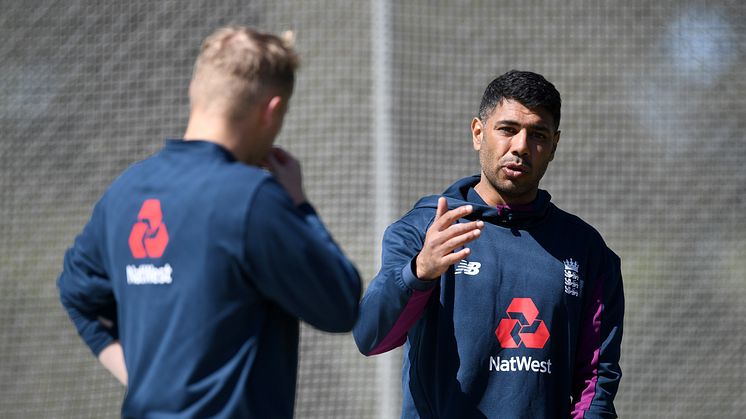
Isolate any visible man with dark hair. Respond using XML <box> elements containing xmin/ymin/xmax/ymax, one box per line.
<box><xmin>354</xmin><ymin>70</ymin><xmax>624</xmax><ymax>418</ymax></box>
<box><xmin>57</xmin><ymin>26</ymin><xmax>361</xmax><ymax>418</ymax></box>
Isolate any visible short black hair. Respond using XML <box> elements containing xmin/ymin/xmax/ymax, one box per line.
<box><xmin>478</xmin><ymin>70</ymin><xmax>561</xmax><ymax>130</ymax></box>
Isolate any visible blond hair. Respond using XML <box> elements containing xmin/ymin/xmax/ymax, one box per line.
<box><xmin>189</xmin><ymin>26</ymin><xmax>299</xmax><ymax>119</ymax></box>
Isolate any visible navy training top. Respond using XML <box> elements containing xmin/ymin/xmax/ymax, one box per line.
<box><xmin>353</xmin><ymin>175</ymin><xmax>624</xmax><ymax>419</ymax></box>
<box><xmin>58</xmin><ymin>140</ymin><xmax>361</xmax><ymax>418</ymax></box>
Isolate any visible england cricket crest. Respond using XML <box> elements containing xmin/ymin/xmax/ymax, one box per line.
<box><xmin>563</xmin><ymin>258</ymin><xmax>582</xmax><ymax>297</ymax></box>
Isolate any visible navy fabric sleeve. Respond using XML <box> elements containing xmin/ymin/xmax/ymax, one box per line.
<box><xmin>353</xmin><ymin>215</ymin><xmax>439</xmax><ymax>356</ymax></box>
<box><xmin>571</xmin><ymin>249</ymin><xmax>624</xmax><ymax>419</ymax></box>
<box><xmin>244</xmin><ymin>179</ymin><xmax>361</xmax><ymax>333</ymax></box>
<box><xmin>57</xmin><ymin>195</ymin><xmax>118</xmax><ymax>356</ymax></box>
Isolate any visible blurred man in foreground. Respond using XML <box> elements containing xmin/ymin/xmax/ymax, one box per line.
<box><xmin>58</xmin><ymin>26</ymin><xmax>361</xmax><ymax>418</ymax></box>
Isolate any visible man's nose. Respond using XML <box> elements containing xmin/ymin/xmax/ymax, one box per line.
<box><xmin>510</xmin><ymin>129</ymin><xmax>529</xmax><ymax>157</ymax></box>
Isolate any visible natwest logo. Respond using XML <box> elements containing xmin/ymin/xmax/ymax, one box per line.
<box><xmin>495</xmin><ymin>298</ymin><xmax>550</xmax><ymax>349</ymax></box>
<box><xmin>128</xmin><ymin>199</ymin><xmax>169</xmax><ymax>259</ymax></box>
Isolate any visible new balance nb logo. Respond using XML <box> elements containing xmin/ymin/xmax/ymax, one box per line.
<box><xmin>455</xmin><ymin>260</ymin><xmax>481</xmax><ymax>275</ymax></box>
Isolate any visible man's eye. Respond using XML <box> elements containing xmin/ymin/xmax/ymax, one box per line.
<box><xmin>530</xmin><ymin>131</ymin><xmax>549</xmax><ymax>141</ymax></box>
<box><xmin>498</xmin><ymin>127</ymin><xmax>515</xmax><ymax>134</ymax></box>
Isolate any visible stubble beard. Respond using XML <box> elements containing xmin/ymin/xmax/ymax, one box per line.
<box><xmin>481</xmin><ymin>156</ymin><xmax>550</xmax><ymax>203</ymax></box>
<box><xmin>486</xmin><ymin>171</ymin><xmax>534</xmax><ymax>200</ymax></box>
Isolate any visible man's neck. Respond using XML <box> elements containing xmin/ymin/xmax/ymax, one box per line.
<box><xmin>474</xmin><ymin>178</ymin><xmax>537</xmax><ymax>207</ymax></box>
<box><xmin>183</xmin><ymin>111</ymin><xmax>257</xmax><ymax>165</ymax></box>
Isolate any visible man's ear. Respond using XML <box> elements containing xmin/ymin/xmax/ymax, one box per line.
<box><xmin>261</xmin><ymin>95</ymin><xmax>284</xmax><ymax>126</ymax></box>
<box><xmin>549</xmin><ymin>130</ymin><xmax>560</xmax><ymax>161</ymax></box>
<box><xmin>471</xmin><ymin>117</ymin><xmax>484</xmax><ymax>151</ymax></box>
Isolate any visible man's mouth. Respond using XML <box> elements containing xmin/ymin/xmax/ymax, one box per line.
<box><xmin>502</xmin><ymin>162</ymin><xmax>530</xmax><ymax>177</ymax></box>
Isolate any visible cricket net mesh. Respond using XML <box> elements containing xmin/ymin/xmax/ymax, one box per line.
<box><xmin>1</xmin><ymin>1</ymin><xmax>744</xmax><ymax>417</ymax></box>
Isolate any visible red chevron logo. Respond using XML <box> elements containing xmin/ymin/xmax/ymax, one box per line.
<box><xmin>495</xmin><ymin>298</ymin><xmax>550</xmax><ymax>349</ymax></box>
<box><xmin>128</xmin><ymin>199</ymin><xmax>169</xmax><ymax>259</ymax></box>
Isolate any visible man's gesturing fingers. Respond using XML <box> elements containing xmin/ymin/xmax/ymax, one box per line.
<box><xmin>432</xmin><ymin>201</ymin><xmax>476</xmax><ymax>232</ymax></box>
<box><xmin>441</xmin><ymin>220</ymin><xmax>483</xmax><ymax>250</ymax></box>
<box><xmin>434</xmin><ymin>197</ymin><xmax>448</xmax><ymax>222</ymax></box>
<box><xmin>416</xmin><ymin>199</ymin><xmax>484</xmax><ymax>281</ymax></box>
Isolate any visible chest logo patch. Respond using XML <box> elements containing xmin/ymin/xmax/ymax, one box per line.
<box><xmin>495</xmin><ymin>298</ymin><xmax>550</xmax><ymax>349</ymax></box>
<box><xmin>128</xmin><ymin>199</ymin><xmax>169</xmax><ymax>259</ymax></box>
<box><xmin>455</xmin><ymin>260</ymin><xmax>481</xmax><ymax>275</ymax></box>
<box><xmin>563</xmin><ymin>258</ymin><xmax>581</xmax><ymax>297</ymax></box>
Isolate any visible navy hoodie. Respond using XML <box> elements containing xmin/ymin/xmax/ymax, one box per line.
<box><xmin>58</xmin><ymin>140</ymin><xmax>361</xmax><ymax>418</ymax></box>
<box><xmin>354</xmin><ymin>175</ymin><xmax>623</xmax><ymax>419</ymax></box>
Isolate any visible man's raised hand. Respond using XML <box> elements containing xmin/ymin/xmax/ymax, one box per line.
<box><xmin>264</xmin><ymin>147</ymin><xmax>307</xmax><ymax>205</ymax></box>
<box><xmin>415</xmin><ymin>197</ymin><xmax>484</xmax><ymax>281</ymax></box>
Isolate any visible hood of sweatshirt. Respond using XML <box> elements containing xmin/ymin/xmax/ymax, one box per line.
<box><xmin>412</xmin><ymin>174</ymin><xmax>553</xmax><ymax>228</ymax></box>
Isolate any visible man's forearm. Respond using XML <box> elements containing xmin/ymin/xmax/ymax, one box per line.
<box><xmin>98</xmin><ymin>341</ymin><xmax>127</xmax><ymax>386</ymax></box>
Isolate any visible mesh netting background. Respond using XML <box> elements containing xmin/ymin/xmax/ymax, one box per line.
<box><xmin>1</xmin><ymin>1</ymin><xmax>744</xmax><ymax>418</ymax></box>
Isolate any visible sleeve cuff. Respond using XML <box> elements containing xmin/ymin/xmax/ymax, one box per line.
<box><xmin>401</xmin><ymin>255</ymin><xmax>439</xmax><ymax>292</ymax></box>
<box><xmin>89</xmin><ymin>333</ymin><xmax>117</xmax><ymax>357</ymax></box>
